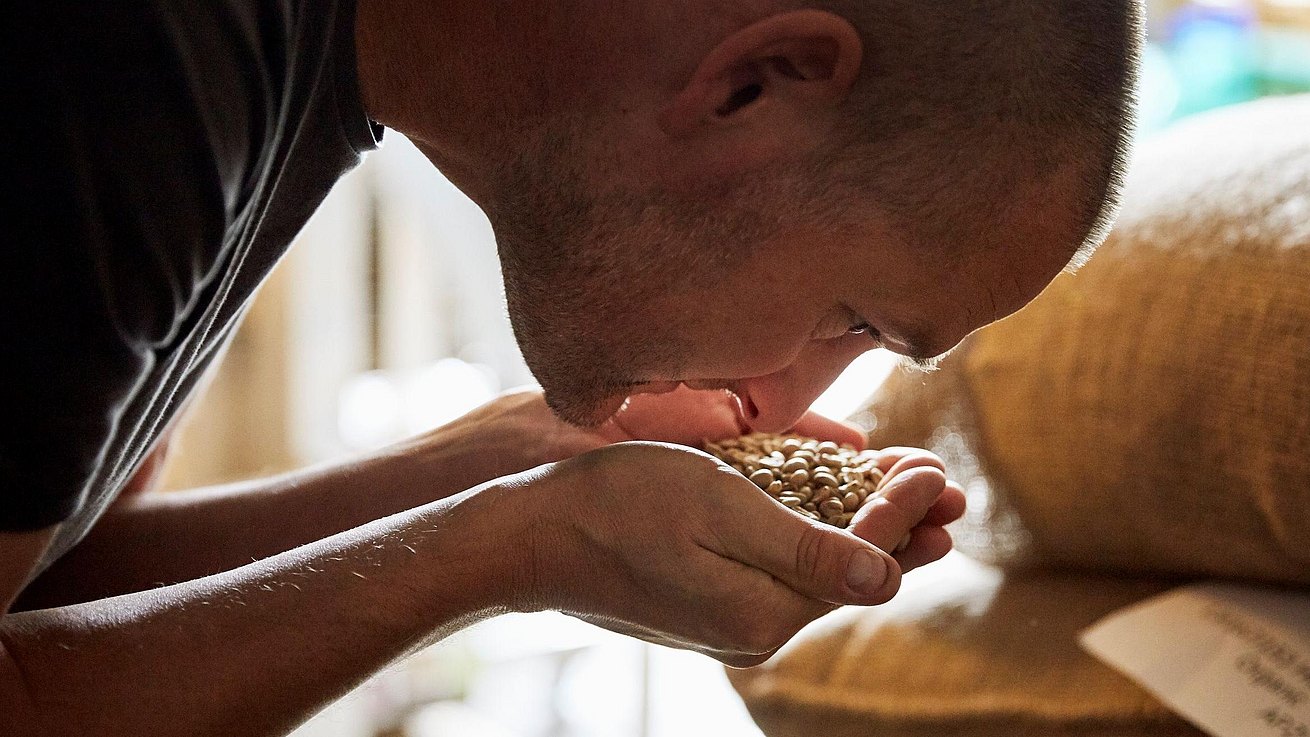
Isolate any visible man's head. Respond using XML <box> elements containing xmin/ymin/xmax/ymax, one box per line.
<box><xmin>359</xmin><ymin>0</ymin><xmax>1141</xmax><ymax>429</ymax></box>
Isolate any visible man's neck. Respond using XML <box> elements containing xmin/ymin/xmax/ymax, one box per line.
<box><xmin>353</xmin><ymin>0</ymin><xmax>516</xmax><ymax>202</ymax></box>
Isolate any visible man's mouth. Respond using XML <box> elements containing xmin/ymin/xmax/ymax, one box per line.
<box><xmin>580</xmin><ymin>380</ymin><xmax>756</xmax><ymax>427</ymax></box>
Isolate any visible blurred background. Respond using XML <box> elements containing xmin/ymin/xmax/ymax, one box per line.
<box><xmin>157</xmin><ymin>1</ymin><xmax>1310</xmax><ymax>734</ymax></box>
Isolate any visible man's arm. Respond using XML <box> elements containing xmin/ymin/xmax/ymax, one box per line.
<box><xmin>0</xmin><ymin>488</ymin><xmax>510</xmax><ymax>737</ymax></box>
<box><xmin>14</xmin><ymin>437</ymin><xmax>484</xmax><ymax>611</ymax></box>
<box><xmin>17</xmin><ymin>390</ymin><xmax>587</xmax><ymax>610</ymax></box>
<box><xmin>18</xmin><ymin>388</ymin><xmax>874</xmax><ymax>610</ymax></box>
<box><xmin>1</xmin><ymin>441</ymin><xmax>957</xmax><ymax>736</ymax></box>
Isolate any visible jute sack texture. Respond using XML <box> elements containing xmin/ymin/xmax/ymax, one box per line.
<box><xmin>727</xmin><ymin>96</ymin><xmax>1309</xmax><ymax>737</ymax></box>
<box><xmin>864</xmin><ymin>94</ymin><xmax>1310</xmax><ymax>583</ymax></box>
<box><xmin>726</xmin><ymin>558</ymin><xmax>1207</xmax><ymax>737</ymax></box>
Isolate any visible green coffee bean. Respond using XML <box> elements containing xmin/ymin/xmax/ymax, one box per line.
<box><xmin>705</xmin><ymin>432</ymin><xmax>888</xmax><ymax>531</ymax></box>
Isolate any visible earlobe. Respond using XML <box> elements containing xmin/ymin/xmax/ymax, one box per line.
<box><xmin>659</xmin><ymin>10</ymin><xmax>863</xmax><ymax>138</ymax></box>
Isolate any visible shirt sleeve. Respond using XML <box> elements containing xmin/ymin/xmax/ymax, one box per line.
<box><xmin>0</xmin><ymin>1</ymin><xmax>235</xmax><ymax>530</ymax></box>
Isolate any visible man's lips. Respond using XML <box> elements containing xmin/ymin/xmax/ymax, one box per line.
<box><xmin>630</xmin><ymin>379</ymin><xmax>737</xmax><ymax>395</ymax></box>
<box><xmin>618</xmin><ymin>381</ymin><xmax>758</xmax><ymax>422</ymax></box>
<box><xmin>559</xmin><ymin>381</ymin><xmax>749</xmax><ymax>429</ymax></box>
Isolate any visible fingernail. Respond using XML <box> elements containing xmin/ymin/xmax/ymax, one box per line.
<box><xmin>845</xmin><ymin>549</ymin><xmax>886</xmax><ymax>597</ymax></box>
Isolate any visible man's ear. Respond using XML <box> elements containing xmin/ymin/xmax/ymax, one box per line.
<box><xmin>660</xmin><ymin>10</ymin><xmax>862</xmax><ymax>138</ymax></box>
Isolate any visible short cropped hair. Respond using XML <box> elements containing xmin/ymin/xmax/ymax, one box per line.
<box><xmin>811</xmin><ymin>0</ymin><xmax>1143</xmax><ymax>263</ymax></box>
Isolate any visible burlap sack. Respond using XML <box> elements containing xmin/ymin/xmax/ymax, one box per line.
<box><xmin>727</xmin><ymin>557</ymin><xmax>1205</xmax><ymax>737</ymax></box>
<box><xmin>858</xmin><ymin>94</ymin><xmax>1310</xmax><ymax>584</ymax></box>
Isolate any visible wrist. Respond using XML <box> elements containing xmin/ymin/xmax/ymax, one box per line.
<box><xmin>380</xmin><ymin>424</ymin><xmax>519</xmax><ymax>510</ymax></box>
<box><xmin>433</xmin><ymin>465</ymin><xmax>564</xmax><ymax>615</ymax></box>
<box><xmin>393</xmin><ymin>410</ymin><xmax>570</xmax><ymax>497</ymax></box>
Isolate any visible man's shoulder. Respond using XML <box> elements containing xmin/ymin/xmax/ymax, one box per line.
<box><xmin>0</xmin><ymin>0</ymin><xmax>368</xmax><ymax>547</ymax></box>
<box><xmin>0</xmin><ymin>0</ymin><xmax>297</xmax><ymax>538</ymax></box>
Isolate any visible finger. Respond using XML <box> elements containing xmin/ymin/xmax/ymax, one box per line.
<box><xmin>870</xmin><ymin>454</ymin><xmax>962</xmax><ymax>526</ymax></box>
<box><xmin>848</xmin><ymin>465</ymin><xmax>947</xmax><ymax>553</ymax></box>
<box><xmin>709</xmin><ymin>499</ymin><xmax>903</xmax><ymax>607</ymax></box>
<box><xmin>870</xmin><ymin>446</ymin><xmax>928</xmax><ymax>473</ymax></box>
<box><xmin>921</xmin><ymin>481</ymin><xmax>966</xmax><ymax>527</ymax></box>
<box><xmin>879</xmin><ymin>450</ymin><xmax>946</xmax><ymax>480</ymax></box>
<box><xmin>892</xmin><ymin>526</ymin><xmax>954</xmax><ymax>572</ymax></box>
<box><xmin>788</xmin><ymin>412</ymin><xmax>867</xmax><ymax>450</ymax></box>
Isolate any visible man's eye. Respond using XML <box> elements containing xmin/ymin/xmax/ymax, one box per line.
<box><xmin>847</xmin><ymin>323</ymin><xmax>871</xmax><ymax>335</ymax></box>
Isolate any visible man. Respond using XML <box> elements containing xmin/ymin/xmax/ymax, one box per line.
<box><xmin>1</xmin><ymin>0</ymin><xmax>1137</xmax><ymax>733</ymax></box>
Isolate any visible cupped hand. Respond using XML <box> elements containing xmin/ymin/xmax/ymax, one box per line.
<box><xmin>475</xmin><ymin>441</ymin><xmax>951</xmax><ymax>668</ymax></box>
<box><xmin>577</xmin><ymin>392</ymin><xmax>965</xmax><ymax>575</ymax></box>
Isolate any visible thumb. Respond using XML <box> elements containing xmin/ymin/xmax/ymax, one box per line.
<box><xmin>718</xmin><ymin>501</ymin><xmax>903</xmax><ymax>606</ymax></box>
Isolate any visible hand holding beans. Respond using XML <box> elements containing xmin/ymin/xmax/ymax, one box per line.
<box><xmin>476</xmin><ymin>439</ymin><xmax>964</xmax><ymax>668</ymax></box>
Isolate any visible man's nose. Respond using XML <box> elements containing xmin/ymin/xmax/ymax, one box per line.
<box><xmin>734</xmin><ymin>334</ymin><xmax>874</xmax><ymax>433</ymax></box>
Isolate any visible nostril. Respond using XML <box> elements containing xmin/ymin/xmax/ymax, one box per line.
<box><xmin>728</xmin><ymin>389</ymin><xmax>760</xmax><ymax>419</ymax></box>
<box><xmin>731</xmin><ymin>389</ymin><xmax>760</xmax><ymax>421</ymax></box>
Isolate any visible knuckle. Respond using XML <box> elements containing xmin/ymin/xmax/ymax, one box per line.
<box><xmin>864</xmin><ymin>497</ymin><xmax>924</xmax><ymax>543</ymax></box>
<box><xmin>882</xmin><ymin>495</ymin><xmax>921</xmax><ymax>530</ymax></box>
<box><xmin>793</xmin><ymin>523</ymin><xmax>836</xmax><ymax>587</ymax></box>
<box><xmin>791</xmin><ymin>523</ymin><xmax>822</xmax><ymax>589</ymax></box>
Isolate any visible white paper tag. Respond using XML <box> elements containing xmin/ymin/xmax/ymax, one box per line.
<box><xmin>1080</xmin><ymin>583</ymin><xmax>1310</xmax><ymax>737</ymax></box>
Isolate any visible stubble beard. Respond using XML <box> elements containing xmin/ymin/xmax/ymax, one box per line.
<box><xmin>487</xmin><ymin>118</ymin><xmax>779</xmax><ymax>427</ymax></box>
<box><xmin>501</xmin><ymin>273</ymin><xmax>669</xmax><ymax>427</ymax></box>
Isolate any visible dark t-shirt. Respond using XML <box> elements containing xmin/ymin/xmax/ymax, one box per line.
<box><xmin>1</xmin><ymin>0</ymin><xmax>380</xmax><ymax>572</ymax></box>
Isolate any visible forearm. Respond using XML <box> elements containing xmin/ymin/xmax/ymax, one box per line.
<box><xmin>18</xmin><ymin>420</ymin><xmax>525</xmax><ymax>609</ymax></box>
<box><xmin>2</xmin><ymin>486</ymin><xmax>519</xmax><ymax>737</ymax></box>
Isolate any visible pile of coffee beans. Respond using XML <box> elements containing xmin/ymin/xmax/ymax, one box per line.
<box><xmin>704</xmin><ymin>433</ymin><xmax>886</xmax><ymax>530</ymax></box>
